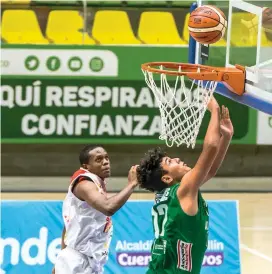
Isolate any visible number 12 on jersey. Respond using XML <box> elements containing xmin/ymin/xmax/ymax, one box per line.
<box><xmin>152</xmin><ymin>204</ymin><xmax>168</xmax><ymax>238</ymax></box>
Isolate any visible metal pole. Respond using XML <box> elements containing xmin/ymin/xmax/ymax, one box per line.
<box><xmin>82</xmin><ymin>0</ymin><xmax>87</xmax><ymax>45</ymax></box>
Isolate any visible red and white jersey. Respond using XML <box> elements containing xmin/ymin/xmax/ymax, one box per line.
<box><xmin>63</xmin><ymin>168</ymin><xmax>113</xmax><ymax>270</ymax></box>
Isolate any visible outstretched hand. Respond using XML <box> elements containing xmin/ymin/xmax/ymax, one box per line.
<box><xmin>128</xmin><ymin>165</ymin><xmax>139</xmax><ymax>187</ymax></box>
<box><xmin>220</xmin><ymin>105</ymin><xmax>234</xmax><ymax>138</ymax></box>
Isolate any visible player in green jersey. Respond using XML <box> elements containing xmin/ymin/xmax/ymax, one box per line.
<box><xmin>137</xmin><ymin>97</ymin><xmax>234</xmax><ymax>274</ymax></box>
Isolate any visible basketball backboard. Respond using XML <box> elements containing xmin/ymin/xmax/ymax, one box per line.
<box><xmin>189</xmin><ymin>0</ymin><xmax>272</xmax><ymax>114</ymax></box>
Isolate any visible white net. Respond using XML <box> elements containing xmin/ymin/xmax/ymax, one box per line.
<box><xmin>142</xmin><ymin>66</ymin><xmax>218</xmax><ymax>148</ymax></box>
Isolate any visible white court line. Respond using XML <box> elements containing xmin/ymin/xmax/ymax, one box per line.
<box><xmin>241</xmin><ymin>227</ymin><xmax>272</xmax><ymax>231</ymax></box>
<box><xmin>241</xmin><ymin>244</ymin><xmax>272</xmax><ymax>263</ymax></box>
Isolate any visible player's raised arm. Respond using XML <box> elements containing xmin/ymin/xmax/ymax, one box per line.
<box><xmin>201</xmin><ymin>106</ymin><xmax>234</xmax><ymax>185</ymax></box>
<box><xmin>73</xmin><ymin>166</ymin><xmax>138</xmax><ymax>216</ymax></box>
<box><xmin>177</xmin><ymin>96</ymin><xmax>221</xmax><ymax>199</ymax></box>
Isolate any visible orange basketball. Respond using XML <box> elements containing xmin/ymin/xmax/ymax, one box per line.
<box><xmin>188</xmin><ymin>5</ymin><xmax>227</xmax><ymax>44</ymax></box>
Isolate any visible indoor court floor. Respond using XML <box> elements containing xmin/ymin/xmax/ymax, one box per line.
<box><xmin>2</xmin><ymin>192</ymin><xmax>272</xmax><ymax>274</ymax></box>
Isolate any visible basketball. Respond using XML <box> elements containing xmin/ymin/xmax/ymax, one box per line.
<box><xmin>262</xmin><ymin>7</ymin><xmax>272</xmax><ymax>29</ymax></box>
<box><xmin>188</xmin><ymin>5</ymin><xmax>227</xmax><ymax>44</ymax></box>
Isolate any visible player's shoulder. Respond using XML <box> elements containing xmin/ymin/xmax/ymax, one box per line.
<box><xmin>154</xmin><ymin>184</ymin><xmax>180</xmax><ymax>204</ymax></box>
<box><xmin>168</xmin><ymin>183</ymin><xmax>180</xmax><ymax>197</ymax></box>
<box><xmin>70</xmin><ymin>168</ymin><xmax>94</xmax><ymax>185</ymax></box>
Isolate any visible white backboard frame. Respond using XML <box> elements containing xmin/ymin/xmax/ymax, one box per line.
<box><xmin>226</xmin><ymin>0</ymin><xmax>264</xmax><ymax>83</ymax></box>
<box><xmin>191</xmin><ymin>0</ymin><xmax>272</xmax><ymax>114</ymax></box>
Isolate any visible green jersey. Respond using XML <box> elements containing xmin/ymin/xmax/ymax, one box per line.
<box><xmin>147</xmin><ymin>183</ymin><xmax>209</xmax><ymax>274</ymax></box>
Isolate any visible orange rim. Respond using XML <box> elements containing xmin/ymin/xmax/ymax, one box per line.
<box><xmin>141</xmin><ymin>62</ymin><xmax>246</xmax><ymax>95</ymax></box>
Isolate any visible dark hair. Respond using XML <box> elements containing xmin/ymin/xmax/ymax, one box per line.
<box><xmin>79</xmin><ymin>145</ymin><xmax>104</xmax><ymax>165</ymax></box>
<box><xmin>137</xmin><ymin>147</ymin><xmax>168</xmax><ymax>192</ymax></box>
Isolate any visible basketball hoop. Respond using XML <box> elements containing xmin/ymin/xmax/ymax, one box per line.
<box><xmin>141</xmin><ymin>62</ymin><xmax>245</xmax><ymax>148</ymax></box>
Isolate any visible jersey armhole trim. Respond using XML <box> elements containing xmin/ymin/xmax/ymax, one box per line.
<box><xmin>174</xmin><ymin>186</ymin><xmax>199</xmax><ymax>218</ymax></box>
<box><xmin>71</xmin><ymin>176</ymin><xmax>94</xmax><ymax>193</ymax></box>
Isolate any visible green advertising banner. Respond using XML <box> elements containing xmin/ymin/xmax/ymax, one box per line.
<box><xmin>1</xmin><ymin>45</ymin><xmax>257</xmax><ymax>144</ymax></box>
<box><xmin>1</xmin><ymin>45</ymin><xmax>189</xmax><ymax>80</ymax></box>
<box><xmin>1</xmin><ymin>78</ymin><xmax>256</xmax><ymax>144</ymax></box>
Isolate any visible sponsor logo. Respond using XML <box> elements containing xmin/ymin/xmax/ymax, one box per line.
<box><xmin>202</xmin><ymin>252</ymin><xmax>224</xmax><ymax>266</ymax></box>
<box><xmin>207</xmin><ymin>240</ymin><xmax>224</xmax><ymax>251</ymax></box>
<box><xmin>25</xmin><ymin>56</ymin><xmax>39</xmax><ymax>71</ymax></box>
<box><xmin>203</xmin><ymin>240</ymin><xmax>224</xmax><ymax>267</ymax></box>
<box><xmin>115</xmin><ymin>240</ymin><xmax>152</xmax><ymax>267</ymax></box>
<box><xmin>46</xmin><ymin>56</ymin><xmax>61</xmax><ymax>72</ymax></box>
<box><xmin>68</xmin><ymin>57</ymin><xmax>83</xmax><ymax>72</ymax></box>
<box><xmin>0</xmin><ymin>227</ymin><xmax>61</xmax><ymax>266</ymax></box>
<box><xmin>194</xmin><ymin>18</ymin><xmax>202</xmax><ymax>24</ymax></box>
<box><xmin>103</xmin><ymin>217</ymin><xmax>112</xmax><ymax>233</ymax></box>
<box><xmin>204</xmin><ymin>10</ymin><xmax>212</xmax><ymax>16</ymax></box>
<box><xmin>1</xmin><ymin>49</ymin><xmax>118</xmax><ymax>76</ymax></box>
<box><xmin>177</xmin><ymin>240</ymin><xmax>193</xmax><ymax>272</ymax></box>
<box><xmin>117</xmin><ymin>252</ymin><xmax>151</xmax><ymax>267</ymax></box>
<box><xmin>89</xmin><ymin>57</ymin><xmax>104</xmax><ymax>72</ymax></box>
<box><xmin>115</xmin><ymin>239</ymin><xmax>224</xmax><ymax>268</ymax></box>
<box><xmin>116</xmin><ymin>240</ymin><xmax>153</xmax><ymax>251</ymax></box>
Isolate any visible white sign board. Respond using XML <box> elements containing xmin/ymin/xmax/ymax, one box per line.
<box><xmin>257</xmin><ymin>111</ymin><xmax>272</xmax><ymax>144</ymax></box>
<box><xmin>1</xmin><ymin>49</ymin><xmax>118</xmax><ymax>77</ymax></box>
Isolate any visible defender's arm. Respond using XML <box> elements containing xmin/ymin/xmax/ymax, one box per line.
<box><xmin>52</xmin><ymin>227</ymin><xmax>67</xmax><ymax>273</ymax></box>
<box><xmin>74</xmin><ymin>166</ymin><xmax>138</xmax><ymax>216</ymax></box>
<box><xmin>61</xmin><ymin>226</ymin><xmax>66</xmax><ymax>250</ymax></box>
